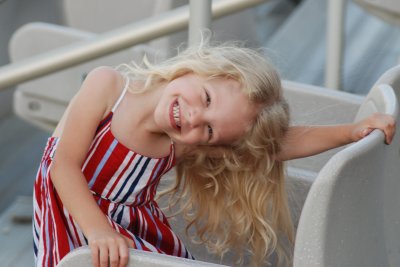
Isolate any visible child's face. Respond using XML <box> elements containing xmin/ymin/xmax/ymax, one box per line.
<box><xmin>154</xmin><ymin>73</ymin><xmax>258</xmax><ymax>146</ymax></box>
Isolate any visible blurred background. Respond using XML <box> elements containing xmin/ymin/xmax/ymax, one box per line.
<box><xmin>0</xmin><ymin>0</ymin><xmax>399</xmax><ymax>266</ymax></box>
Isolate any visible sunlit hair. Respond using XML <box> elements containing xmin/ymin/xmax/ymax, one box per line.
<box><xmin>117</xmin><ymin>39</ymin><xmax>294</xmax><ymax>266</ymax></box>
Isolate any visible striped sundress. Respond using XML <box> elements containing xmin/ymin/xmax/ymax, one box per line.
<box><xmin>32</xmin><ymin>81</ymin><xmax>193</xmax><ymax>266</ymax></box>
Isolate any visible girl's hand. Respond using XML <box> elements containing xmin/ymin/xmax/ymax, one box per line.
<box><xmin>351</xmin><ymin>113</ymin><xmax>396</xmax><ymax>144</ymax></box>
<box><xmin>88</xmin><ymin>228</ymin><xmax>134</xmax><ymax>267</ymax></box>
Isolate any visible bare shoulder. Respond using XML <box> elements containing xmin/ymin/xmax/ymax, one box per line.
<box><xmin>81</xmin><ymin>66</ymin><xmax>125</xmax><ymax>106</ymax></box>
<box><xmin>53</xmin><ymin>66</ymin><xmax>125</xmax><ymax>136</ymax></box>
<box><xmin>71</xmin><ymin>66</ymin><xmax>128</xmax><ymax>117</ymax></box>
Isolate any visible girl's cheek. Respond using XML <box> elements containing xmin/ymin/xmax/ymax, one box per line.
<box><xmin>180</xmin><ymin>133</ymin><xmax>203</xmax><ymax>146</ymax></box>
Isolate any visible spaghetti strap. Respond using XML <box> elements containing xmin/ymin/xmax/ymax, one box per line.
<box><xmin>111</xmin><ymin>77</ymin><xmax>130</xmax><ymax>112</ymax></box>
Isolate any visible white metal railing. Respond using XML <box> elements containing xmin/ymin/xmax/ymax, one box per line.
<box><xmin>325</xmin><ymin>0</ymin><xmax>400</xmax><ymax>90</ymax></box>
<box><xmin>0</xmin><ymin>0</ymin><xmax>266</xmax><ymax>91</ymax></box>
<box><xmin>325</xmin><ymin>0</ymin><xmax>346</xmax><ymax>90</ymax></box>
<box><xmin>189</xmin><ymin>0</ymin><xmax>212</xmax><ymax>46</ymax></box>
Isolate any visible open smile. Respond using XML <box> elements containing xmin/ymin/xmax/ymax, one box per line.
<box><xmin>170</xmin><ymin>99</ymin><xmax>181</xmax><ymax>131</ymax></box>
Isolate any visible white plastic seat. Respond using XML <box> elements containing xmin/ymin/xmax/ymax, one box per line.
<box><xmin>57</xmin><ymin>247</ymin><xmax>228</xmax><ymax>267</ymax></box>
<box><xmin>61</xmin><ymin>0</ymin><xmax>164</xmax><ymax>33</ymax></box>
<box><xmin>10</xmin><ymin>22</ymin><xmax>156</xmax><ymax>132</ymax></box>
<box><xmin>60</xmin><ymin>0</ymin><xmax>182</xmax><ymax>53</ymax></box>
<box><xmin>293</xmin><ymin>65</ymin><xmax>400</xmax><ymax>267</ymax></box>
<box><xmin>282</xmin><ymin>81</ymin><xmax>366</xmax><ymax>231</ymax></box>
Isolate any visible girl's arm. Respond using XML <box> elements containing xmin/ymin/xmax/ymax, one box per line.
<box><xmin>276</xmin><ymin>113</ymin><xmax>396</xmax><ymax>161</ymax></box>
<box><xmin>50</xmin><ymin>67</ymin><xmax>132</xmax><ymax>267</ymax></box>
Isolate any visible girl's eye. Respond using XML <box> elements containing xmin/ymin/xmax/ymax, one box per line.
<box><xmin>208</xmin><ymin>125</ymin><xmax>213</xmax><ymax>138</ymax></box>
<box><xmin>205</xmin><ymin>90</ymin><xmax>211</xmax><ymax>106</ymax></box>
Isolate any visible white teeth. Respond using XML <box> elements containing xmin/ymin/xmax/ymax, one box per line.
<box><xmin>173</xmin><ymin>102</ymin><xmax>181</xmax><ymax>128</ymax></box>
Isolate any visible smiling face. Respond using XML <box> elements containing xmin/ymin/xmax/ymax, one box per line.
<box><xmin>154</xmin><ymin>73</ymin><xmax>259</xmax><ymax>146</ymax></box>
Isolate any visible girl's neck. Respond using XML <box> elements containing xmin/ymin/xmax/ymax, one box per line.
<box><xmin>111</xmin><ymin>80</ymin><xmax>172</xmax><ymax>158</ymax></box>
<box><xmin>130</xmin><ymin>81</ymin><xmax>166</xmax><ymax>136</ymax></box>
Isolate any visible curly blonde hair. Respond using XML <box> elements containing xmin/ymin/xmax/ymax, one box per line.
<box><xmin>118</xmin><ymin>40</ymin><xmax>294</xmax><ymax>266</ymax></box>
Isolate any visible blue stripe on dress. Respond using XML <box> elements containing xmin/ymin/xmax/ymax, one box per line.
<box><xmin>88</xmin><ymin>139</ymin><xmax>118</xmax><ymax>188</ymax></box>
<box><xmin>33</xmin><ymin>239</ymin><xmax>38</xmax><ymax>256</ymax></box>
<box><xmin>115</xmin><ymin>205</ymin><xmax>125</xmax><ymax>225</ymax></box>
<box><xmin>130</xmin><ymin>159</ymin><xmax>165</xmax><ymax>204</ymax></box>
<box><xmin>67</xmin><ymin>234</ymin><xmax>74</xmax><ymax>254</ymax></box>
<box><xmin>120</xmin><ymin>158</ymin><xmax>151</xmax><ymax>203</ymax></box>
<box><xmin>145</xmin><ymin>207</ymin><xmax>163</xmax><ymax>249</ymax></box>
<box><xmin>34</xmin><ymin>225</ymin><xmax>39</xmax><ymax>239</ymax></box>
<box><xmin>142</xmin><ymin>158</ymin><xmax>165</xmax><ymax>202</ymax></box>
<box><xmin>41</xmin><ymin>164</ymin><xmax>48</xmax><ymax>184</ymax></box>
<box><xmin>133</xmin><ymin>235</ymin><xmax>143</xmax><ymax>250</ymax></box>
<box><xmin>112</xmin><ymin>155</ymin><xmax>144</xmax><ymax>202</ymax></box>
<box><xmin>146</xmin><ymin>158</ymin><xmax>165</xmax><ymax>191</ymax></box>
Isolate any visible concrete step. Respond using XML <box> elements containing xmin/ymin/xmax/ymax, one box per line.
<box><xmin>0</xmin><ymin>114</ymin><xmax>48</xmax><ymax>214</ymax></box>
<box><xmin>0</xmin><ymin>196</ymin><xmax>34</xmax><ymax>267</ymax></box>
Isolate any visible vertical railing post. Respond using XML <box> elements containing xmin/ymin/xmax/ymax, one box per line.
<box><xmin>189</xmin><ymin>0</ymin><xmax>212</xmax><ymax>46</ymax></box>
<box><xmin>325</xmin><ymin>0</ymin><xmax>346</xmax><ymax>90</ymax></box>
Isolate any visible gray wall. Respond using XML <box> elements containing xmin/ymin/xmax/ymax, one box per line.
<box><xmin>0</xmin><ymin>0</ymin><xmax>64</xmax><ymax>118</ymax></box>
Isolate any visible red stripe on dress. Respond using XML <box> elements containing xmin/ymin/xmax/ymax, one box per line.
<box><xmin>85</xmin><ymin>128</ymin><xmax>109</xmax><ymax>165</ymax></box>
<box><xmin>62</xmin><ymin>210</ymin><xmax>81</xmax><ymax>247</ymax></box>
<box><xmin>88</xmin><ymin>112</ymin><xmax>113</xmax><ymax>150</ymax></box>
<box><xmin>138</xmin><ymin>209</ymin><xmax>148</xmax><ymax>239</ymax></box>
<box><xmin>89</xmin><ymin>142</ymin><xmax>130</xmax><ymax>192</ymax></box>
<box><xmin>46</xmin><ymin>176</ymin><xmax>71</xmax><ymax>264</ymax></box>
<box><xmin>82</xmin><ymin>130</ymin><xmax>118</xmax><ymax>185</ymax></box>
<box><xmin>103</xmin><ymin>151</ymin><xmax>136</xmax><ymax>200</ymax></box>
<box><xmin>146</xmin><ymin>162</ymin><xmax>167</xmax><ymax>203</ymax></box>
<box><xmin>82</xmin><ymin>116</ymin><xmax>113</xmax><ymax>171</ymax></box>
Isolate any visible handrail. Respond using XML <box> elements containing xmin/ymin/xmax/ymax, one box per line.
<box><xmin>189</xmin><ymin>0</ymin><xmax>212</xmax><ymax>46</ymax></box>
<box><xmin>325</xmin><ymin>0</ymin><xmax>345</xmax><ymax>90</ymax></box>
<box><xmin>0</xmin><ymin>0</ymin><xmax>266</xmax><ymax>91</ymax></box>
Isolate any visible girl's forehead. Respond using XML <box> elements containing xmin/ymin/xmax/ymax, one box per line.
<box><xmin>207</xmin><ymin>79</ymin><xmax>258</xmax><ymax>145</ymax></box>
<box><xmin>206</xmin><ymin>75</ymin><xmax>243</xmax><ymax>90</ymax></box>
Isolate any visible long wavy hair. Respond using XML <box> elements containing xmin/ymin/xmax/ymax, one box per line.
<box><xmin>118</xmin><ymin>40</ymin><xmax>294</xmax><ymax>266</ymax></box>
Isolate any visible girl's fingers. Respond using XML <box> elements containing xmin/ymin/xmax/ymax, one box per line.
<box><xmin>123</xmin><ymin>236</ymin><xmax>134</xmax><ymax>248</ymax></box>
<box><xmin>384</xmin><ymin>125</ymin><xmax>395</xmax><ymax>144</ymax></box>
<box><xmin>379</xmin><ymin>115</ymin><xmax>395</xmax><ymax>144</ymax></box>
<box><xmin>88</xmin><ymin>231</ymin><xmax>132</xmax><ymax>267</ymax></box>
<box><xmin>384</xmin><ymin>128</ymin><xmax>390</xmax><ymax>144</ymax></box>
<box><xmin>362</xmin><ymin>128</ymin><xmax>373</xmax><ymax>137</ymax></box>
<box><xmin>363</xmin><ymin>113</ymin><xmax>396</xmax><ymax>144</ymax></box>
<box><xmin>91</xmin><ymin>246</ymin><xmax>100</xmax><ymax>267</ymax></box>
<box><xmin>99</xmin><ymin>245</ymin><xmax>109</xmax><ymax>267</ymax></box>
<box><xmin>108</xmin><ymin>243</ymin><xmax>119</xmax><ymax>267</ymax></box>
<box><xmin>118</xmin><ymin>241</ymin><xmax>130</xmax><ymax>267</ymax></box>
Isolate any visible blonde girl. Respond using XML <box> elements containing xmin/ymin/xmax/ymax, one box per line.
<box><xmin>33</xmin><ymin>40</ymin><xmax>395</xmax><ymax>267</ymax></box>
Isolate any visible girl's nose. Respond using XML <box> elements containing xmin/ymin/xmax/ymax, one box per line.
<box><xmin>187</xmin><ymin>107</ymin><xmax>204</xmax><ymax>128</ymax></box>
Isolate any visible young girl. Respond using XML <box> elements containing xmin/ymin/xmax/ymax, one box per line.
<box><xmin>33</xmin><ymin>41</ymin><xmax>395</xmax><ymax>267</ymax></box>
